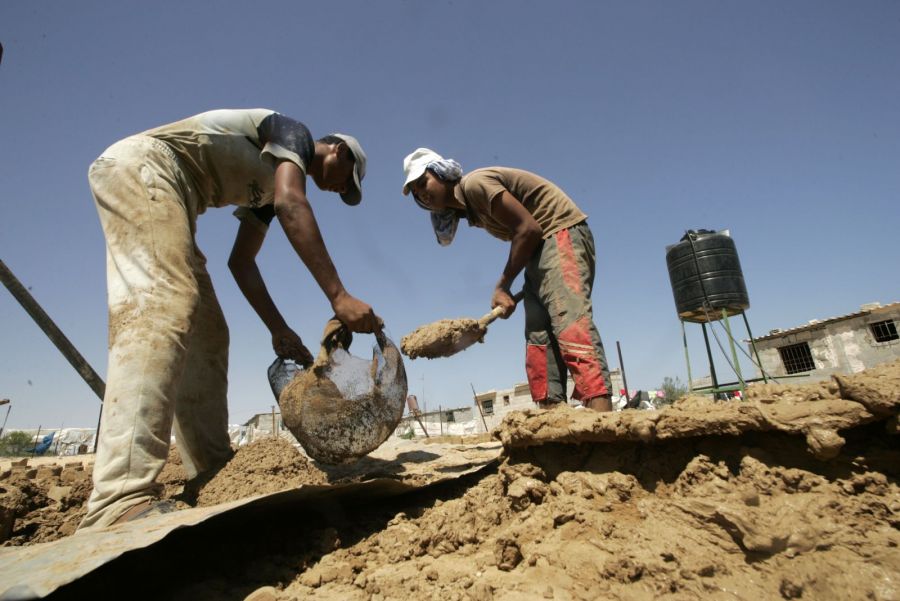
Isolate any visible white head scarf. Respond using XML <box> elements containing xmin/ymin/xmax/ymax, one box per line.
<box><xmin>421</xmin><ymin>159</ymin><xmax>463</xmax><ymax>246</ymax></box>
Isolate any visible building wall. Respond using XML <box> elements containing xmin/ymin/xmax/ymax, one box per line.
<box><xmin>472</xmin><ymin>369</ymin><xmax>625</xmax><ymax>431</ymax></box>
<box><xmin>751</xmin><ymin>306</ymin><xmax>900</xmax><ymax>384</ymax></box>
<box><xmin>245</xmin><ymin>411</ymin><xmax>284</xmax><ymax>433</ymax></box>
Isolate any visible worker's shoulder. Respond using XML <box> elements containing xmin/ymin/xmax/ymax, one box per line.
<box><xmin>466</xmin><ymin>166</ymin><xmax>541</xmax><ymax>180</ymax></box>
<box><xmin>463</xmin><ymin>167</ymin><xmax>548</xmax><ymax>189</ymax></box>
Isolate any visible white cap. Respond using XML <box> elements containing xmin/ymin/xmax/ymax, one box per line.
<box><xmin>331</xmin><ymin>133</ymin><xmax>366</xmax><ymax>206</ymax></box>
<box><xmin>401</xmin><ymin>148</ymin><xmax>444</xmax><ymax>195</ymax></box>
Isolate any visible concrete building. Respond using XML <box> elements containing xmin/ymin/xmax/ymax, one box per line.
<box><xmin>244</xmin><ymin>409</ymin><xmax>285</xmax><ymax>434</ymax></box>
<box><xmin>394</xmin><ymin>369</ymin><xmax>625</xmax><ymax>437</ymax></box>
<box><xmin>472</xmin><ymin>368</ymin><xmax>625</xmax><ymax>431</ymax></box>
<box><xmin>749</xmin><ymin>302</ymin><xmax>900</xmax><ymax>384</ymax></box>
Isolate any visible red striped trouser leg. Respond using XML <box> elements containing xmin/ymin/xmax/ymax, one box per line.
<box><xmin>543</xmin><ymin>224</ymin><xmax>611</xmax><ymax>401</ymax></box>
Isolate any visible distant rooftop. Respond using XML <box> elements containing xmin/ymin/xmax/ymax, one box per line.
<box><xmin>751</xmin><ymin>302</ymin><xmax>900</xmax><ymax>342</ymax></box>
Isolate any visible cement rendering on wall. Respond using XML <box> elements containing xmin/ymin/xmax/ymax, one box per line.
<box><xmin>752</xmin><ymin>303</ymin><xmax>900</xmax><ymax>383</ymax></box>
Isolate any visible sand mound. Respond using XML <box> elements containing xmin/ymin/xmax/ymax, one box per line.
<box><xmin>278</xmin><ymin>360</ymin><xmax>900</xmax><ymax>600</ymax></box>
<box><xmin>4</xmin><ymin>360</ymin><xmax>899</xmax><ymax>600</ymax></box>
<box><xmin>283</xmin><ymin>429</ymin><xmax>899</xmax><ymax>600</ymax></box>
<box><xmin>0</xmin><ymin>460</ymin><xmax>92</xmax><ymax>546</ymax></box>
<box><xmin>195</xmin><ymin>438</ymin><xmax>327</xmax><ymax>506</ymax></box>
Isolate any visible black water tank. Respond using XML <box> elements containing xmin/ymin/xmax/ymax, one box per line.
<box><xmin>666</xmin><ymin>229</ymin><xmax>749</xmax><ymax>323</ymax></box>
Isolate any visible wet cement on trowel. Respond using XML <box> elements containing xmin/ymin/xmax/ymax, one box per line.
<box><xmin>5</xmin><ymin>359</ymin><xmax>900</xmax><ymax>601</ymax></box>
<box><xmin>400</xmin><ymin>318</ymin><xmax>484</xmax><ymax>359</ymax></box>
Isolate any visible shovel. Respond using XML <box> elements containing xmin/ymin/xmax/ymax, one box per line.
<box><xmin>400</xmin><ymin>290</ymin><xmax>525</xmax><ymax>360</ymax></box>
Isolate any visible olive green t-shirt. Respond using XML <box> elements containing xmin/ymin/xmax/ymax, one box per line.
<box><xmin>453</xmin><ymin>167</ymin><xmax>587</xmax><ymax>241</ymax></box>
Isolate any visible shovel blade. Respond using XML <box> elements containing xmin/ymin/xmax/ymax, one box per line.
<box><xmin>400</xmin><ymin>319</ymin><xmax>486</xmax><ymax>360</ymax></box>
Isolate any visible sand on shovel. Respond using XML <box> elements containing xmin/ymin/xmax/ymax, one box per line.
<box><xmin>400</xmin><ymin>318</ymin><xmax>486</xmax><ymax>359</ymax></box>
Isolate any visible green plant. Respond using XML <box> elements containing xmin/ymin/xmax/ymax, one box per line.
<box><xmin>0</xmin><ymin>431</ymin><xmax>34</xmax><ymax>457</ymax></box>
<box><xmin>658</xmin><ymin>376</ymin><xmax>688</xmax><ymax>407</ymax></box>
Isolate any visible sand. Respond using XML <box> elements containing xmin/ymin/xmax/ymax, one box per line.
<box><xmin>400</xmin><ymin>318</ymin><xmax>485</xmax><ymax>359</ymax></box>
<box><xmin>277</xmin><ymin>359</ymin><xmax>900</xmax><ymax>601</ymax></box>
<box><xmin>2</xmin><ymin>359</ymin><xmax>899</xmax><ymax>600</ymax></box>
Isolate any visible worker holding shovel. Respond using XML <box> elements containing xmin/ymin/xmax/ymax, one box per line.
<box><xmin>401</xmin><ymin>149</ymin><xmax>612</xmax><ymax>412</ymax></box>
<box><xmin>80</xmin><ymin>110</ymin><xmax>379</xmax><ymax>529</ymax></box>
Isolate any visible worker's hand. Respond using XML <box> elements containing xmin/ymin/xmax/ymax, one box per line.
<box><xmin>333</xmin><ymin>292</ymin><xmax>381</xmax><ymax>334</ymax></box>
<box><xmin>271</xmin><ymin>327</ymin><xmax>314</xmax><ymax>367</ymax></box>
<box><xmin>491</xmin><ymin>287</ymin><xmax>517</xmax><ymax>319</ymax></box>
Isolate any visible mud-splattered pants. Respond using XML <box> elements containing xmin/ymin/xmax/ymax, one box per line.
<box><xmin>524</xmin><ymin>221</ymin><xmax>610</xmax><ymax>403</ymax></box>
<box><xmin>79</xmin><ymin>136</ymin><xmax>233</xmax><ymax>529</ymax></box>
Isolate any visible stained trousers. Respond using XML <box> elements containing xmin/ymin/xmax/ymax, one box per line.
<box><xmin>79</xmin><ymin>136</ymin><xmax>233</xmax><ymax>529</ymax></box>
<box><xmin>524</xmin><ymin>222</ymin><xmax>611</xmax><ymax>403</ymax></box>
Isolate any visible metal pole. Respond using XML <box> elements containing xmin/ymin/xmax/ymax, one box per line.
<box><xmin>701</xmin><ymin>322</ymin><xmax>720</xmax><ymax>395</ymax></box>
<box><xmin>413</xmin><ymin>411</ymin><xmax>429</xmax><ymax>438</ymax></box>
<box><xmin>0</xmin><ymin>401</ymin><xmax>11</xmax><ymax>439</ymax></box>
<box><xmin>406</xmin><ymin>394</ymin><xmax>430</xmax><ymax>438</ymax></box>
<box><xmin>438</xmin><ymin>405</ymin><xmax>443</xmax><ymax>436</ymax></box>
<box><xmin>742</xmin><ymin>311</ymin><xmax>769</xmax><ymax>384</ymax></box>
<box><xmin>271</xmin><ymin>406</ymin><xmax>277</xmax><ymax>438</ymax></box>
<box><xmin>93</xmin><ymin>410</ymin><xmax>101</xmax><ymax>453</ymax></box>
<box><xmin>680</xmin><ymin>321</ymin><xmax>694</xmax><ymax>393</ymax></box>
<box><xmin>721</xmin><ymin>309</ymin><xmax>745</xmax><ymax>393</ymax></box>
<box><xmin>421</xmin><ymin>375</ymin><xmax>426</xmax><ymax>416</ymax></box>
<box><xmin>470</xmin><ymin>384</ymin><xmax>489</xmax><ymax>433</ymax></box>
<box><xmin>32</xmin><ymin>425</ymin><xmax>42</xmax><ymax>458</ymax></box>
<box><xmin>0</xmin><ymin>259</ymin><xmax>106</xmax><ymax>402</ymax></box>
<box><xmin>616</xmin><ymin>341</ymin><xmax>630</xmax><ymax>402</ymax></box>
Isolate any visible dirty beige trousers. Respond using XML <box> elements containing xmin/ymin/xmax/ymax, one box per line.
<box><xmin>79</xmin><ymin>136</ymin><xmax>233</xmax><ymax>529</ymax></box>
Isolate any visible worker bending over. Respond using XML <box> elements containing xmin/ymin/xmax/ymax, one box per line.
<box><xmin>402</xmin><ymin>149</ymin><xmax>611</xmax><ymax>412</ymax></box>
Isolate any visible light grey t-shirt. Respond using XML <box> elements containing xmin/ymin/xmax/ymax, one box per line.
<box><xmin>141</xmin><ymin>109</ymin><xmax>315</xmax><ymax>228</ymax></box>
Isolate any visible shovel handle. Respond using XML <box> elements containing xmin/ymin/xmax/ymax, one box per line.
<box><xmin>478</xmin><ymin>289</ymin><xmax>525</xmax><ymax>327</ymax></box>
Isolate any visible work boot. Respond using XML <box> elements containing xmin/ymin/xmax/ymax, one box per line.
<box><xmin>112</xmin><ymin>500</ymin><xmax>178</xmax><ymax>525</ymax></box>
<box><xmin>583</xmin><ymin>395</ymin><xmax>613</xmax><ymax>412</ymax></box>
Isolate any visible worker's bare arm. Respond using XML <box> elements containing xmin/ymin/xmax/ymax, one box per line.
<box><xmin>229</xmin><ymin>221</ymin><xmax>314</xmax><ymax>365</ymax></box>
<box><xmin>491</xmin><ymin>191</ymin><xmax>543</xmax><ymax>317</ymax></box>
<box><xmin>273</xmin><ymin>160</ymin><xmax>378</xmax><ymax>333</ymax></box>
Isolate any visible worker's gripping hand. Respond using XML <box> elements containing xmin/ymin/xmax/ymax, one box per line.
<box><xmin>272</xmin><ymin>327</ymin><xmax>314</xmax><ymax>367</ymax></box>
<box><xmin>333</xmin><ymin>293</ymin><xmax>381</xmax><ymax>334</ymax></box>
<box><xmin>491</xmin><ymin>287</ymin><xmax>517</xmax><ymax>319</ymax></box>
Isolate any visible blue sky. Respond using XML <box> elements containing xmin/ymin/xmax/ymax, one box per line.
<box><xmin>1</xmin><ymin>1</ymin><xmax>898</xmax><ymax>430</ymax></box>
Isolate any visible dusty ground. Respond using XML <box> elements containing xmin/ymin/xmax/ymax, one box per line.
<box><xmin>2</xmin><ymin>360</ymin><xmax>899</xmax><ymax>601</ymax></box>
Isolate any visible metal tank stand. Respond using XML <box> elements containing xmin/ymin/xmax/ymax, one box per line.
<box><xmin>682</xmin><ymin>309</ymin><xmax>768</xmax><ymax>398</ymax></box>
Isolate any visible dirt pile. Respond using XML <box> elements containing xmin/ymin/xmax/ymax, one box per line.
<box><xmin>281</xmin><ymin>428</ymin><xmax>898</xmax><ymax>600</ymax></box>
<box><xmin>0</xmin><ymin>439</ymin><xmax>329</xmax><ymax>546</ymax></box>
<box><xmin>194</xmin><ymin>438</ymin><xmax>327</xmax><ymax>506</ymax></box>
<box><xmin>4</xmin><ymin>360</ymin><xmax>900</xmax><ymax>601</ymax></box>
<box><xmin>0</xmin><ymin>459</ymin><xmax>92</xmax><ymax>545</ymax></box>
<box><xmin>278</xmin><ymin>361</ymin><xmax>900</xmax><ymax>601</ymax></box>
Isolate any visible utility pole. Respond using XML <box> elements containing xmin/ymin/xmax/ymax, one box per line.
<box><xmin>470</xmin><ymin>384</ymin><xmax>489</xmax><ymax>433</ymax></box>
<box><xmin>420</xmin><ymin>374</ymin><xmax>426</xmax><ymax>415</ymax></box>
<box><xmin>0</xmin><ymin>399</ymin><xmax>10</xmax><ymax>438</ymax></box>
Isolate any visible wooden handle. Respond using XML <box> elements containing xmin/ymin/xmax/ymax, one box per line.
<box><xmin>478</xmin><ymin>289</ymin><xmax>525</xmax><ymax>327</ymax></box>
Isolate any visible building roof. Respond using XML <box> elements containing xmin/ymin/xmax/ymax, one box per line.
<box><xmin>751</xmin><ymin>301</ymin><xmax>900</xmax><ymax>342</ymax></box>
